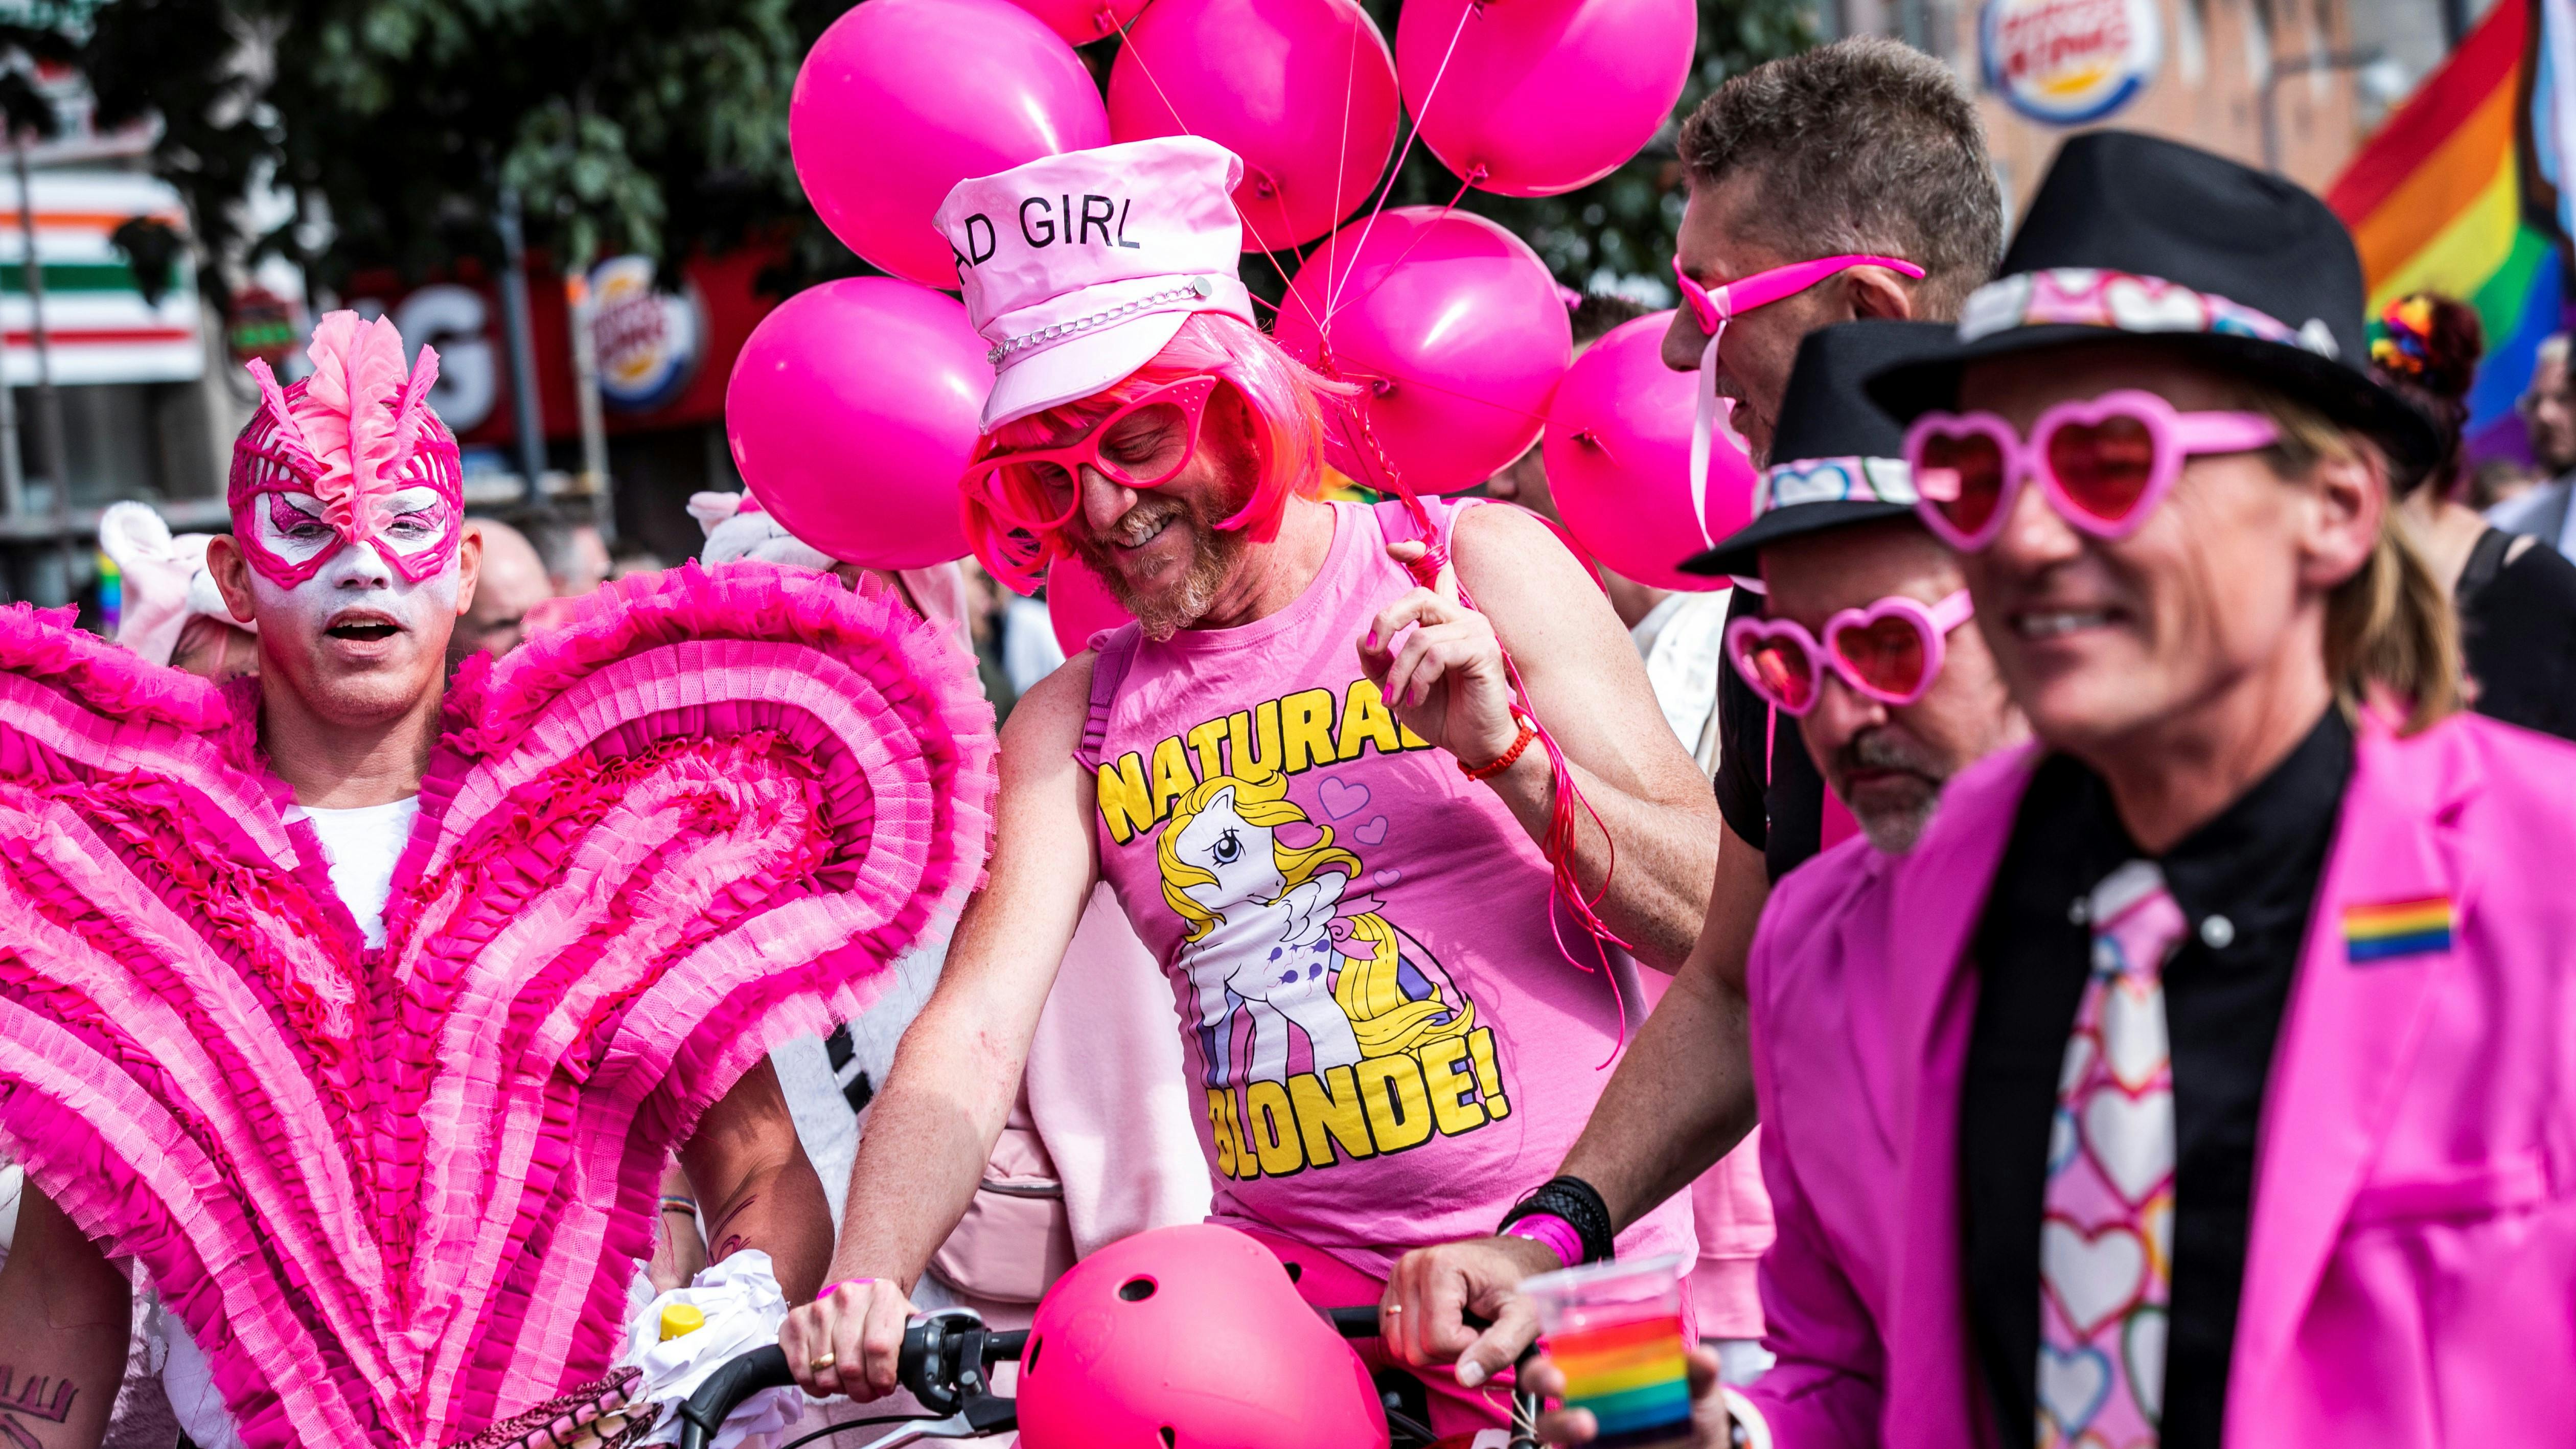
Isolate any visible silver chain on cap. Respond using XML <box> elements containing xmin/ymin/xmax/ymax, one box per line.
<box><xmin>987</xmin><ymin>277</ymin><xmax>1219</xmax><ymax>367</ymax></box>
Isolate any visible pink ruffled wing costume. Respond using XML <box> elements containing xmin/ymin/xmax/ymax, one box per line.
<box><xmin>0</xmin><ymin>319</ymin><xmax>998</xmax><ymax>1449</ymax></box>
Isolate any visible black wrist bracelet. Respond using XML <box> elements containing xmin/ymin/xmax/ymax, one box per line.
<box><xmin>1498</xmin><ymin>1175</ymin><xmax>1617</xmax><ymax>1264</ymax></box>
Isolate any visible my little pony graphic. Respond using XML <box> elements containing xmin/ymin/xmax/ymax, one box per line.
<box><xmin>1158</xmin><ymin>772</ymin><xmax>1475</xmax><ymax>1090</ymax></box>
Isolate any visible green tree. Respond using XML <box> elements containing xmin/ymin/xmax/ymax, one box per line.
<box><xmin>84</xmin><ymin>0</ymin><xmax>816</xmax><ymax>289</ymax></box>
<box><xmin>80</xmin><ymin>0</ymin><xmax>1809</xmax><ymax>302</ymax></box>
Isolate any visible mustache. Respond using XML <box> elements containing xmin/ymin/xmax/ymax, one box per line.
<box><xmin>1832</xmin><ymin>727</ymin><xmax>1944</xmax><ymax>781</ymax></box>
<box><xmin>1100</xmin><ymin>495</ymin><xmax>1188</xmax><ymax>548</ymax></box>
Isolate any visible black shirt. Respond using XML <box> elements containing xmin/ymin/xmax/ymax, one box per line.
<box><xmin>2455</xmin><ymin>526</ymin><xmax>2576</xmax><ymax>742</ymax></box>
<box><xmin>1959</xmin><ymin>709</ymin><xmax>2353</xmax><ymax>1449</ymax></box>
<box><xmin>1712</xmin><ymin>589</ymin><xmax>1827</xmax><ymax>882</ymax></box>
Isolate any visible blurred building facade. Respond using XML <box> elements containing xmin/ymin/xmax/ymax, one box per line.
<box><xmin>1826</xmin><ymin>0</ymin><xmax>2498</xmax><ymax>209</ymax></box>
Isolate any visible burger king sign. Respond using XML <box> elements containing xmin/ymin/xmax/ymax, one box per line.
<box><xmin>1982</xmin><ymin>0</ymin><xmax>2162</xmax><ymax>126</ymax></box>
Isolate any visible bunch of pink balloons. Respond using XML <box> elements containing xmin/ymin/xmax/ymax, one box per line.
<box><xmin>735</xmin><ymin>0</ymin><xmax>1706</xmax><ymax>574</ymax></box>
<box><xmin>1542</xmin><ymin>312</ymin><xmax>1753</xmax><ymax>592</ymax></box>
<box><xmin>1274</xmin><ymin>208</ymin><xmax>1571</xmax><ymax>495</ymax></box>
<box><xmin>1108</xmin><ymin>0</ymin><xmax>1399</xmax><ymax>251</ymax></box>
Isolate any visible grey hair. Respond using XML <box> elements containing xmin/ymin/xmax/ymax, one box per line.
<box><xmin>2534</xmin><ymin>332</ymin><xmax>2570</xmax><ymax>381</ymax></box>
<box><xmin>1677</xmin><ymin>37</ymin><xmax>2004</xmax><ymax>317</ymax></box>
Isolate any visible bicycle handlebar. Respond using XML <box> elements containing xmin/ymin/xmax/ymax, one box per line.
<box><xmin>673</xmin><ymin>1345</ymin><xmax>792</xmax><ymax>1449</ymax></box>
<box><xmin>675</xmin><ymin>1304</ymin><xmax>1539</xmax><ymax>1449</ymax></box>
<box><xmin>675</xmin><ymin>1312</ymin><xmax>1028</xmax><ymax>1449</ymax></box>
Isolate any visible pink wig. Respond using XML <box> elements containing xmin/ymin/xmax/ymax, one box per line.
<box><xmin>963</xmin><ymin>314</ymin><xmax>1355</xmax><ymax>591</ymax></box>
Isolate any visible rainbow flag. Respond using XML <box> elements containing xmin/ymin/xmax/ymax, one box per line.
<box><xmin>2342</xmin><ymin>896</ymin><xmax>2456</xmax><ymax>963</ymax></box>
<box><xmin>2327</xmin><ymin>0</ymin><xmax>2564</xmax><ymax>462</ymax></box>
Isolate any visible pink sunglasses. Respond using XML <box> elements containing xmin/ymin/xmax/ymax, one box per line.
<box><xmin>1903</xmin><ymin>389</ymin><xmax>2281</xmax><ymax>552</ymax></box>
<box><xmin>961</xmin><ymin>375</ymin><xmax>1224</xmax><ymax>534</ymax></box>
<box><xmin>1671</xmin><ymin>252</ymin><xmax>1927</xmax><ymax>334</ymax></box>
<box><xmin>1726</xmin><ymin>589</ymin><xmax>1975</xmax><ymax>716</ymax></box>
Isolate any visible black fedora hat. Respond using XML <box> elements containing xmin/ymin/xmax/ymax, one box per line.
<box><xmin>1681</xmin><ymin>320</ymin><xmax>1954</xmax><ymax>579</ymax></box>
<box><xmin>1867</xmin><ymin>131</ymin><xmax>2439</xmax><ymax>470</ymax></box>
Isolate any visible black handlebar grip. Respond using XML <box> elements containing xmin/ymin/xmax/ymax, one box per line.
<box><xmin>1321</xmin><ymin>1305</ymin><xmax>1500</xmax><ymax>1337</ymax></box>
<box><xmin>674</xmin><ymin>1345</ymin><xmax>794</xmax><ymax>1449</ymax></box>
<box><xmin>1323</xmin><ymin>1305</ymin><xmax>1384</xmax><ymax>1337</ymax></box>
<box><xmin>894</xmin><ymin>1318</ymin><xmax>931</xmax><ymax>1397</ymax></box>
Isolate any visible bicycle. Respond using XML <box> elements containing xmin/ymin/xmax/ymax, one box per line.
<box><xmin>674</xmin><ymin>1304</ymin><xmax>1544</xmax><ymax>1449</ymax></box>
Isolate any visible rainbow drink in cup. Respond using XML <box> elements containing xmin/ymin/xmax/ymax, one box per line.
<box><xmin>1524</xmin><ymin>1254</ymin><xmax>1693</xmax><ymax>1447</ymax></box>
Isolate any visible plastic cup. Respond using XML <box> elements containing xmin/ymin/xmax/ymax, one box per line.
<box><xmin>1522</xmin><ymin>1254</ymin><xmax>1693</xmax><ymax>1448</ymax></box>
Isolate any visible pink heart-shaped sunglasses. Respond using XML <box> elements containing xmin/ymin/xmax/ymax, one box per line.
<box><xmin>1725</xmin><ymin>588</ymin><xmax>1975</xmax><ymax>715</ymax></box>
<box><xmin>1903</xmin><ymin>389</ymin><xmax>2281</xmax><ymax>551</ymax></box>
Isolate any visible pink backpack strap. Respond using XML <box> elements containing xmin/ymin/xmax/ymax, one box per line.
<box><xmin>1073</xmin><ymin>623</ymin><xmax>1143</xmax><ymax>771</ymax></box>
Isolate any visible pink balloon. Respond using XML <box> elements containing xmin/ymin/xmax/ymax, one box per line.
<box><xmin>791</xmin><ymin>0</ymin><xmax>1111</xmax><ymax>287</ymax></box>
<box><xmin>1395</xmin><ymin>0</ymin><xmax>1696</xmax><ymax>197</ymax></box>
<box><xmin>1004</xmin><ymin>0</ymin><xmax>1146</xmax><ymax>44</ymax></box>
<box><xmin>1045</xmin><ymin>555</ymin><xmax>1135</xmax><ymax>655</ymax></box>
<box><xmin>725</xmin><ymin>278</ymin><xmax>983</xmax><ymax>570</ymax></box>
<box><xmin>1273</xmin><ymin>207</ymin><xmax>1570</xmax><ymax>495</ymax></box>
<box><xmin>1543</xmin><ymin>311</ymin><xmax>1753</xmax><ymax>593</ymax></box>
<box><xmin>1107</xmin><ymin>0</ymin><xmax>1399</xmax><ymax>251</ymax></box>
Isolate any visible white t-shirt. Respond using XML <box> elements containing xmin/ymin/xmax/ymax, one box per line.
<box><xmin>301</xmin><ymin>796</ymin><xmax>421</xmax><ymax>948</ymax></box>
<box><xmin>1631</xmin><ymin>589</ymin><xmax>1733</xmax><ymax>775</ymax></box>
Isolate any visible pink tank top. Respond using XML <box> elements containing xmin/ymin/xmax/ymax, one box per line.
<box><xmin>1078</xmin><ymin>499</ymin><xmax>1695</xmax><ymax>1278</ymax></box>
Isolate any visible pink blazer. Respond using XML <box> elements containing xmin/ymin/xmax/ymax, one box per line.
<box><xmin>1738</xmin><ymin>710</ymin><xmax>2576</xmax><ymax>1446</ymax></box>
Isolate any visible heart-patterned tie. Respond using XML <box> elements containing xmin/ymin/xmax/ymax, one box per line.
<box><xmin>2037</xmin><ymin>859</ymin><xmax>2180</xmax><ymax>1448</ymax></box>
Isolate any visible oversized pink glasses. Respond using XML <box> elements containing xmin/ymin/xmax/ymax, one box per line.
<box><xmin>1726</xmin><ymin>589</ymin><xmax>1975</xmax><ymax>715</ymax></box>
<box><xmin>961</xmin><ymin>375</ymin><xmax>1223</xmax><ymax>533</ymax></box>
<box><xmin>1903</xmin><ymin>389</ymin><xmax>2281</xmax><ymax>551</ymax></box>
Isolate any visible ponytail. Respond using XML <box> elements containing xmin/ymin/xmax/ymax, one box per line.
<box><xmin>2259</xmin><ymin>394</ymin><xmax>2460</xmax><ymax>734</ymax></box>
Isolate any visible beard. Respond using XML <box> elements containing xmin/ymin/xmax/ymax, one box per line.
<box><xmin>1830</xmin><ymin>726</ymin><xmax>1950</xmax><ymax>855</ymax></box>
<box><xmin>1069</xmin><ymin>489</ymin><xmax>1249</xmax><ymax>641</ymax></box>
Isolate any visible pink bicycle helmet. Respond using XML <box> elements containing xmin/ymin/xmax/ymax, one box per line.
<box><xmin>1015</xmin><ymin>1224</ymin><xmax>1392</xmax><ymax>1449</ymax></box>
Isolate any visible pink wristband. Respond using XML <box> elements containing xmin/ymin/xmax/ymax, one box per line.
<box><xmin>818</xmin><ymin>1277</ymin><xmax>877</xmax><ymax>1303</ymax></box>
<box><xmin>1504</xmin><ymin>1214</ymin><xmax>1581</xmax><ymax>1269</ymax></box>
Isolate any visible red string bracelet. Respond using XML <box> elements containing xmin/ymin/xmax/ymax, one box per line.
<box><xmin>1459</xmin><ymin>709</ymin><xmax>1537</xmax><ymax>781</ymax></box>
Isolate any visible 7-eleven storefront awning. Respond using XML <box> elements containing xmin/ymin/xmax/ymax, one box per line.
<box><xmin>0</xmin><ymin>170</ymin><xmax>201</xmax><ymax>386</ymax></box>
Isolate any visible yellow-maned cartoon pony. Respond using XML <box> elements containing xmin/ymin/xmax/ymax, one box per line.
<box><xmin>1158</xmin><ymin>772</ymin><xmax>1474</xmax><ymax>1089</ymax></box>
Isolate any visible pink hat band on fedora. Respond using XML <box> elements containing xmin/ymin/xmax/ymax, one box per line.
<box><xmin>936</xmin><ymin>136</ymin><xmax>1257</xmax><ymax>432</ymax></box>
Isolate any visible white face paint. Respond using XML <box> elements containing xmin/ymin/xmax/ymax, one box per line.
<box><xmin>255</xmin><ymin>486</ymin><xmax>456</xmax><ymax>575</ymax></box>
<box><xmin>247</xmin><ymin>491</ymin><xmax>462</xmax><ymax>685</ymax></box>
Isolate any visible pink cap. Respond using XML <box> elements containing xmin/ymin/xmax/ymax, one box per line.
<box><xmin>936</xmin><ymin>136</ymin><xmax>1257</xmax><ymax>432</ymax></box>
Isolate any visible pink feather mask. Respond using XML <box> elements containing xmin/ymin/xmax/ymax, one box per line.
<box><xmin>232</xmin><ymin>311</ymin><xmax>464</xmax><ymax>589</ymax></box>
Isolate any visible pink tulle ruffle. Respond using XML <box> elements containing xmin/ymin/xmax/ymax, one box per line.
<box><xmin>0</xmin><ymin>602</ymin><xmax>232</xmax><ymax>730</ymax></box>
<box><xmin>0</xmin><ymin>562</ymin><xmax>998</xmax><ymax>1447</ymax></box>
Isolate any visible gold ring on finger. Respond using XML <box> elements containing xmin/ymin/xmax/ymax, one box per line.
<box><xmin>809</xmin><ymin>1353</ymin><xmax>838</xmax><ymax>1374</ymax></box>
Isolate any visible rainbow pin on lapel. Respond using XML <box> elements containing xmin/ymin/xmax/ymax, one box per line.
<box><xmin>2342</xmin><ymin>896</ymin><xmax>2454</xmax><ymax>964</ymax></box>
